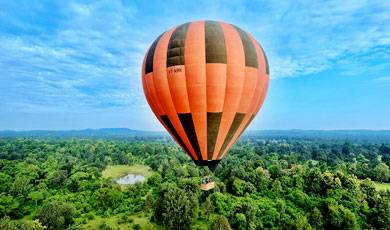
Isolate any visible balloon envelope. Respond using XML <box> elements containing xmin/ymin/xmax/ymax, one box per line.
<box><xmin>141</xmin><ymin>20</ymin><xmax>269</xmax><ymax>170</ymax></box>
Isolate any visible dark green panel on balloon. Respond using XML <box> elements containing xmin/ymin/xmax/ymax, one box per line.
<box><xmin>207</xmin><ymin>112</ymin><xmax>222</xmax><ymax>159</ymax></box>
<box><xmin>160</xmin><ymin>115</ymin><xmax>193</xmax><ymax>160</ymax></box>
<box><xmin>167</xmin><ymin>23</ymin><xmax>190</xmax><ymax>67</ymax></box>
<box><xmin>260</xmin><ymin>45</ymin><xmax>270</xmax><ymax>74</ymax></box>
<box><xmin>232</xmin><ymin>25</ymin><xmax>258</xmax><ymax>68</ymax></box>
<box><xmin>145</xmin><ymin>34</ymin><xmax>163</xmax><ymax>74</ymax></box>
<box><xmin>218</xmin><ymin>112</ymin><xmax>245</xmax><ymax>158</ymax></box>
<box><xmin>178</xmin><ymin>113</ymin><xmax>202</xmax><ymax>161</ymax></box>
<box><xmin>205</xmin><ymin>21</ymin><xmax>227</xmax><ymax>64</ymax></box>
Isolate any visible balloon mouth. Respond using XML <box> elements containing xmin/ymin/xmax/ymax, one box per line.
<box><xmin>194</xmin><ymin>160</ymin><xmax>220</xmax><ymax>172</ymax></box>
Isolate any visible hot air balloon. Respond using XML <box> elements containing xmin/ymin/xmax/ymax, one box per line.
<box><xmin>141</xmin><ymin>20</ymin><xmax>269</xmax><ymax>189</ymax></box>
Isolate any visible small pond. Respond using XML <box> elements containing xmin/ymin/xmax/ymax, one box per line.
<box><xmin>116</xmin><ymin>174</ymin><xmax>145</xmax><ymax>185</ymax></box>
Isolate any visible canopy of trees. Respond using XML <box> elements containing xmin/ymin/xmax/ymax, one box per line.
<box><xmin>0</xmin><ymin>137</ymin><xmax>389</xmax><ymax>229</ymax></box>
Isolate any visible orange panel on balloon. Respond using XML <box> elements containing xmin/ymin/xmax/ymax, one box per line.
<box><xmin>206</xmin><ymin>63</ymin><xmax>226</xmax><ymax>112</ymax></box>
<box><xmin>167</xmin><ymin>65</ymin><xmax>191</xmax><ymax>113</ymax></box>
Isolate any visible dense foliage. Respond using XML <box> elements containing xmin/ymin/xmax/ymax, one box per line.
<box><xmin>0</xmin><ymin>138</ymin><xmax>389</xmax><ymax>229</ymax></box>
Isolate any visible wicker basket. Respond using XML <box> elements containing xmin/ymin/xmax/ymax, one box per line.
<box><xmin>200</xmin><ymin>181</ymin><xmax>215</xmax><ymax>191</ymax></box>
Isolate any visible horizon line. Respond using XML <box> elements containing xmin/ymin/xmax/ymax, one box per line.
<box><xmin>1</xmin><ymin>128</ymin><xmax>389</xmax><ymax>132</ymax></box>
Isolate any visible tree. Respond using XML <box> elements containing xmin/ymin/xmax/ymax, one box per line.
<box><xmin>254</xmin><ymin>167</ymin><xmax>270</xmax><ymax>190</ymax></box>
<box><xmin>209</xmin><ymin>215</ymin><xmax>231</xmax><ymax>230</ymax></box>
<box><xmin>28</xmin><ymin>191</ymin><xmax>44</xmax><ymax>206</ymax></box>
<box><xmin>49</xmin><ymin>170</ymin><xmax>68</xmax><ymax>187</ymax></box>
<box><xmin>0</xmin><ymin>216</ymin><xmax>18</xmax><ymax>230</ymax></box>
<box><xmin>327</xmin><ymin>202</ymin><xmax>357</xmax><ymax>230</ymax></box>
<box><xmin>293</xmin><ymin>215</ymin><xmax>312</xmax><ymax>230</ymax></box>
<box><xmin>0</xmin><ymin>173</ymin><xmax>12</xmax><ymax>193</ymax></box>
<box><xmin>154</xmin><ymin>184</ymin><xmax>198</xmax><ymax>229</ymax></box>
<box><xmin>373</xmin><ymin>163</ymin><xmax>390</xmax><ymax>182</ymax></box>
<box><xmin>209</xmin><ymin>192</ymin><xmax>234</xmax><ymax>217</ymax></box>
<box><xmin>143</xmin><ymin>193</ymin><xmax>153</xmax><ymax>211</ymax></box>
<box><xmin>0</xmin><ymin>216</ymin><xmax>45</xmax><ymax>230</ymax></box>
<box><xmin>235</xmin><ymin>213</ymin><xmax>247</xmax><ymax>230</ymax></box>
<box><xmin>20</xmin><ymin>219</ymin><xmax>46</xmax><ymax>230</ymax></box>
<box><xmin>147</xmin><ymin>173</ymin><xmax>162</xmax><ymax>187</ymax></box>
<box><xmin>187</xmin><ymin>166</ymin><xmax>199</xmax><ymax>177</ymax></box>
<box><xmin>37</xmin><ymin>201</ymin><xmax>75</xmax><ymax>229</ymax></box>
<box><xmin>232</xmin><ymin>179</ymin><xmax>255</xmax><ymax>196</ymax></box>
<box><xmin>309</xmin><ymin>208</ymin><xmax>323</xmax><ymax>229</ymax></box>
<box><xmin>241</xmin><ymin>202</ymin><xmax>256</xmax><ymax>229</ymax></box>
<box><xmin>373</xmin><ymin>196</ymin><xmax>390</xmax><ymax>229</ymax></box>
<box><xmin>94</xmin><ymin>188</ymin><xmax>123</xmax><ymax>209</ymax></box>
<box><xmin>11</xmin><ymin>176</ymin><xmax>31</xmax><ymax>196</ymax></box>
<box><xmin>203</xmin><ymin>198</ymin><xmax>214</xmax><ymax>217</ymax></box>
<box><xmin>271</xmin><ymin>179</ymin><xmax>283</xmax><ymax>194</ymax></box>
<box><xmin>232</xmin><ymin>179</ymin><xmax>245</xmax><ymax>196</ymax></box>
<box><xmin>0</xmin><ymin>194</ymin><xmax>18</xmax><ymax>217</ymax></box>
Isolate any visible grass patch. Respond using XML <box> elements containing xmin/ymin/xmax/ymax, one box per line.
<box><xmin>82</xmin><ymin>213</ymin><xmax>161</xmax><ymax>230</ymax></box>
<box><xmin>82</xmin><ymin>215</ymin><xmax>129</xmax><ymax>230</ymax></box>
<box><xmin>102</xmin><ymin>164</ymin><xmax>153</xmax><ymax>179</ymax></box>
<box><xmin>358</xmin><ymin>179</ymin><xmax>390</xmax><ymax>191</ymax></box>
<box><xmin>132</xmin><ymin>215</ymin><xmax>161</xmax><ymax>229</ymax></box>
<box><xmin>371</xmin><ymin>181</ymin><xmax>390</xmax><ymax>191</ymax></box>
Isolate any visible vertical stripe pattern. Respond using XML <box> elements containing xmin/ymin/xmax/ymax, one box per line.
<box><xmin>142</xmin><ymin>20</ymin><xmax>269</xmax><ymax>165</ymax></box>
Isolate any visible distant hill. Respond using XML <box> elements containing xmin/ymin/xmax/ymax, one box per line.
<box><xmin>0</xmin><ymin>128</ymin><xmax>164</xmax><ymax>139</ymax></box>
<box><xmin>243</xmin><ymin>130</ymin><xmax>390</xmax><ymax>142</ymax></box>
<box><xmin>0</xmin><ymin>128</ymin><xmax>389</xmax><ymax>142</ymax></box>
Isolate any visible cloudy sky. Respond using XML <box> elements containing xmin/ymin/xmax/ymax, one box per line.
<box><xmin>0</xmin><ymin>0</ymin><xmax>389</xmax><ymax>130</ymax></box>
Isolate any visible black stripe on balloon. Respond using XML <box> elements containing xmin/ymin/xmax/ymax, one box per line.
<box><xmin>244</xmin><ymin>114</ymin><xmax>255</xmax><ymax>132</ymax></box>
<box><xmin>205</xmin><ymin>21</ymin><xmax>227</xmax><ymax>64</ymax></box>
<box><xmin>145</xmin><ymin>34</ymin><xmax>163</xmax><ymax>74</ymax></box>
<box><xmin>207</xmin><ymin>112</ymin><xmax>222</xmax><ymax>159</ymax></box>
<box><xmin>167</xmin><ymin>23</ymin><xmax>190</xmax><ymax>67</ymax></box>
<box><xmin>160</xmin><ymin>115</ymin><xmax>194</xmax><ymax>160</ymax></box>
<box><xmin>178</xmin><ymin>113</ymin><xmax>203</xmax><ymax>160</ymax></box>
<box><xmin>218</xmin><ymin>112</ymin><xmax>245</xmax><ymax>158</ymax></box>
<box><xmin>232</xmin><ymin>25</ymin><xmax>258</xmax><ymax>68</ymax></box>
<box><xmin>260</xmin><ymin>45</ymin><xmax>270</xmax><ymax>74</ymax></box>
<box><xmin>236</xmin><ymin>114</ymin><xmax>255</xmax><ymax>140</ymax></box>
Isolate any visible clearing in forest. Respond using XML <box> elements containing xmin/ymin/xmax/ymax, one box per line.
<box><xmin>102</xmin><ymin>164</ymin><xmax>153</xmax><ymax>179</ymax></box>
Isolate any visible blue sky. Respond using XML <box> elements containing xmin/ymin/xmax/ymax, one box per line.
<box><xmin>0</xmin><ymin>0</ymin><xmax>389</xmax><ymax>131</ymax></box>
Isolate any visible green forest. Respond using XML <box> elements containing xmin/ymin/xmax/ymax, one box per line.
<box><xmin>0</xmin><ymin>136</ymin><xmax>389</xmax><ymax>229</ymax></box>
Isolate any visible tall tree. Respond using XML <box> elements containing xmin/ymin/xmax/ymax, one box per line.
<box><xmin>154</xmin><ymin>184</ymin><xmax>198</xmax><ymax>229</ymax></box>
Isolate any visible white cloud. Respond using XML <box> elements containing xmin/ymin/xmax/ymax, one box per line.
<box><xmin>249</xmin><ymin>0</ymin><xmax>390</xmax><ymax>78</ymax></box>
<box><xmin>0</xmin><ymin>0</ymin><xmax>149</xmax><ymax>114</ymax></box>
